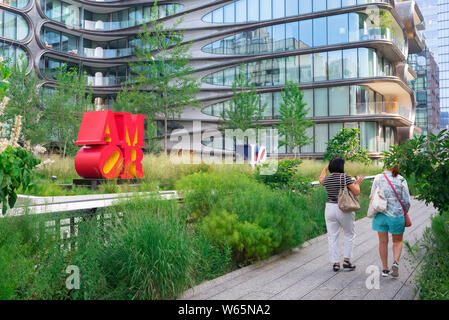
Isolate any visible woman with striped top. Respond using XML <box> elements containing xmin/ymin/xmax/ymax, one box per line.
<box><xmin>319</xmin><ymin>157</ymin><xmax>364</xmax><ymax>272</ymax></box>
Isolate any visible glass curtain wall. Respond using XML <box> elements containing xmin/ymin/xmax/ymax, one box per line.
<box><xmin>202</xmin><ymin>48</ymin><xmax>392</xmax><ymax>86</ymax></box>
<box><xmin>202</xmin><ymin>85</ymin><xmax>386</xmax><ymax>119</ymax></box>
<box><xmin>203</xmin><ymin>0</ymin><xmax>390</xmax><ymax>23</ymax></box>
<box><xmin>203</xmin><ymin>11</ymin><xmax>403</xmax><ymax>55</ymax></box>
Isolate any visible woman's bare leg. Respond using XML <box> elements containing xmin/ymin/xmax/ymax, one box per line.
<box><xmin>392</xmin><ymin>233</ymin><xmax>403</xmax><ymax>263</ymax></box>
<box><xmin>378</xmin><ymin>232</ymin><xmax>389</xmax><ymax>270</ymax></box>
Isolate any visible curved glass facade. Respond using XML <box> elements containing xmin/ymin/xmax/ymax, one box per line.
<box><xmin>41</xmin><ymin>0</ymin><xmax>183</xmax><ymax>30</ymax></box>
<box><xmin>39</xmin><ymin>55</ymin><xmax>129</xmax><ymax>86</ymax></box>
<box><xmin>0</xmin><ymin>9</ymin><xmax>28</xmax><ymax>40</ymax></box>
<box><xmin>0</xmin><ymin>0</ymin><xmax>29</xmax><ymax>8</ymax></box>
<box><xmin>203</xmin><ymin>84</ymin><xmax>392</xmax><ymax>119</ymax></box>
<box><xmin>202</xmin><ymin>48</ymin><xmax>392</xmax><ymax>87</ymax></box>
<box><xmin>202</xmin><ymin>0</ymin><xmax>390</xmax><ymax>24</ymax></box>
<box><xmin>41</xmin><ymin>26</ymin><xmax>137</xmax><ymax>58</ymax></box>
<box><xmin>203</xmin><ymin>11</ymin><xmax>404</xmax><ymax>55</ymax></box>
<box><xmin>0</xmin><ymin>41</ymin><xmax>27</xmax><ymax>66</ymax></box>
<box><xmin>201</xmin><ymin>121</ymin><xmax>394</xmax><ymax>154</ymax></box>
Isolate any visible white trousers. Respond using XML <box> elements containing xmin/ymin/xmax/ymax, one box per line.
<box><xmin>325</xmin><ymin>203</ymin><xmax>356</xmax><ymax>263</ymax></box>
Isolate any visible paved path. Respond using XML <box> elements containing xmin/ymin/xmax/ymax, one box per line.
<box><xmin>180</xmin><ymin>199</ymin><xmax>437</xmax><ymax>300</ymax></box>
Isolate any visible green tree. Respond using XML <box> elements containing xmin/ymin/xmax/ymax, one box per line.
<box><xmin>383</xmin><ymin>129</ymin><xmax>449</xmax><ymax>214</ymax></box>
<box><xmin>124</xmin><ymin>1</ymin><xmax>200</xmax><ymax>154</ymax></box>
<box><xmin>41</xmin><ymin>65</ymin><xmax>93</xmax><ymax>157</ymax></box>
<box><xmin>2</xmin><ymin>56</ymin><xmax>43</xmax><ymax>144</ymax></box>
<box><xmin>276</xmin><ymin>81</ymin><xmax>313</xmax><ymax>158</ymax></box>
<box><xmin>115</xmin><ymin>86</ymin><xmax>162</xmax><ymax>154</ymax></box>
<box><xmin>220</xmin><ymin>65</ymin><xmax>265</xmax><ymax>132</ymax></box>
<box><xmin>324</xmin><ymin>128</ymin><xmax>371</xmax><ymax>164</ymax></box>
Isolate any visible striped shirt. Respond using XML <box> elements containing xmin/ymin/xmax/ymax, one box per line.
<box><xmin>323</xmin><ymin>173</ymin><xmax>353</xmax><ymax>203</ymax></box>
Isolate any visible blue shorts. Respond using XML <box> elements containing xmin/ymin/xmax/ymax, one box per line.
<box><xmin>372</xmin><ymin>213</ymin><xmax>405</xmax><ymax>234</ymax></box>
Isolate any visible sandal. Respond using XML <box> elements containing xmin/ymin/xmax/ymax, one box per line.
<box><xmin>333</xmin><ymin>263</ymin><xmax>340</xmax><ymax>272</ymax></box>
<box><xmin>343</xmin><ymin>260</ymin><xmax>356</xmax><ymax>271</ymax></box>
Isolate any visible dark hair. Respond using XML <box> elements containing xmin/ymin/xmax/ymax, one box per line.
<box><xmin>329</xmin><ymin>157</ymin><xmax>345</xmax><ymax>173</ymax></box>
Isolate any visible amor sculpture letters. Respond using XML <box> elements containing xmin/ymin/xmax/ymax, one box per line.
<box><xmin>74</xmin><ymin>110</ymin><xmax>145</xmax><ymax>179</ymax></box>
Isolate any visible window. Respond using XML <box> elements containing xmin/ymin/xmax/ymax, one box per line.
<box><xmin>286</xmin><ymin>55</ymin><xmax>299</xmax><ymax>82</ymax></box>
<box><xmin>313</xmin><ymin>17</ymin><xmax>327</xmax><ymax>46</ymax></box>
<box><xmin>329</xmin><ymin>123</ymin><xmax>343</xmax><ymax>140</ymax></box>
<box><xmin>314</xmin><ymin>88</ymin><xmax>328</xmax><ymax>117</ymax></box>
<box><xmin>328</xmin><ymin>13</ymin><xmax>348</xmax><ymax>45</ymax></box>
<box><xmin>248</xmin><ymin>0</ymin><xmax>259</xmax><ymax>21</ymax></box>
<box><xmin>301</xmin><ymin>126</ymin><xmax>314</xmax><ymax>153</ymax></box>
<box><xmin>260</xmin><ymin>0</ymin><xmax>272</xmax><ymax>20</ymax></box>
<box><xmin>299</xmin><ymin>20</ymin><xmax>313</xmax><ymax>48</ymax></box>
<box><xmin>360</xmin><ymin>122</ymin><xmax>376</xmax><ymax>152</ymax></box>
<box><xmin>236</xmin><ymin>0</ymin><xmax>247</xmax><ymax>22</ymax></box>
<box><xmin>273</xmin><ymin>24</ymin><xmax>286</xmax><ymax>52</ymax></box>
<box><xmin>328</xmin><ymin>50</ymin><xmax>342</xmax><ymax>80</ymax></box>
<box><xmin>285</xmin><ymin>0</ymin><xmax>298</xmax><ymax>16</ymax></box>
<box><xmin>343</xmin><ymin>48</ymin><xmax>358</xmax><ymax>78</ymax></box>
<box><xmin>299</xmin><ymin>0</ymin><xmax>312</xmax><ymax>14</ymax></box>
<box><xmin>313</xmin><ymin>0</ymin><xmax>327</xmax><ymax>12</ymax></box>
<box><xmin>329</xmin><ymin>86</ymin><xmax>349</xmax><ymax>116</ymax></box>
<box><xmin>273</xmin><ymin>0</ymin><xmax>284</xmax><ymax>19</ymax></box>
<box><xmin>285</xmin><ymin>21</ymin><xmax>299</xmax><ymax>51</ymax></box>
<box><xmin>303</xmin><ymin>89</ymin><xmax>314</xmax><ymax>117</ymax></box>
<box><xmin>315</xmin><ymin>124</ymin><xmax>328</xmax><ymax>153</ymax></box>
<box><xmin>313</xmin><ymin>52</ymin><xmax>327</xmax><ymax>82</ymax></box>
<box><xmin>328</xmin><ymin>0</ymin><xmax>341</xmax><ymax>10</ymax></box>
<box><xmin>300</xmin><ymin>54</ymin><xmax>313</xmax><ymax>83</ymax></box>
<box><xmin>224</xmin><ymin>3</ymin><xmax>235</xmax><ymax>23</ymax></box>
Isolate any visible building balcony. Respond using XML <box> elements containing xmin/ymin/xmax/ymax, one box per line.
<box><xmin>83</xmin><ymin>47</ymin><xmax>133</xmax><ymax>59</ymax></box>
<box><xmin>86</xmin><ymin>74</ymin><xmax>126</xmax><ymax>87</ymax></box>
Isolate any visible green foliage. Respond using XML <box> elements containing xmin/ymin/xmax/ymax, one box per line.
<box><xmin>0</xmin><ymin>59</ymin><xmax>12</xmax><ymax>98</ymax></box>
<box><xmin>276</xmin><ymin>81</ymin><xmax>313</xmax><ymax>157</ymax></box>
<box><xmin>255</xmin><ymin>159</ymin><xmax>311</xmax><ymax>192</ymax></box>
<box><xmin>122</xmin><ymin>2</ymin><xmax>200</xmax><ymax>154</ymax></box>
<box><xmin>0</xmin><ymin>198</ymin><xmax>231</xmax><ymax>299</ymax></box>
<box><xmin>0</xmin><ymin>146</ymin><xmax>40</xmax><ymax>214</ymax></box>
<box><xmin>2</xmin><ymin>57</ymin><xmax>44</xmax><ymax>144</ymax></box>
<box><xmin>200</xmin><ymin>210</ymin><xmax>274</xmax><ymax>264</ymax></box>
<box><xmin>324</xmin><ymin>128</ymin><xmax>371</xmax><ymax>165</ymax></box>
<box><xmin>41</xmin><ymin>65</ymin><xmax>93</xmax><ymax>157</ymax></box>
<box><xmin>383</xmin><ymin>129</ymin><xmax>449</xmax><ymax>214</ymax></box>
<box><xmin>416</xmin><ymin>211</ymin><xmax>449</xmax><ymax>300</ymax></box>
<box><xmin>176</xmin><ymin>171</ymin><xmax>304</xmax><ymax>264</ymax></box>
<box><xmin>220</xmin><ymin>64</ymin><xmax>265</xmax><ymax>132</ymax></box>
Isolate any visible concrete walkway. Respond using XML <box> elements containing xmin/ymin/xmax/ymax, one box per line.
<box><xmin>180</xmin><ymin>199</ymin><xmax>437</xmax><ymax>300</ymax></box>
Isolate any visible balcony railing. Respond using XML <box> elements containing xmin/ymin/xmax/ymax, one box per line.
<box><xmin>86</xmin><ymin>75</ymin><xmax>127</xmax><ymax>86</ymax></box>
<box><xmin>83</xmin><ymin>47</ymin><xmax>134</xmax><ymax>58</ymax></box>
<box><xmin>350</xmin><ymin>102</ymin><xmax>412</xmax><ymax>121</ymax></box>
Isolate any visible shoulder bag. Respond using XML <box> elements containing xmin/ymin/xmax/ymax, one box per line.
<box><xmin>367</xmin><ymin>175</ymin><xmax>387</xmax><ymax>218</ymax></box>
<box><xmin>338</xmin><ymin>173</ymin><xmax>360</xmax><ymax>213</ymax></box>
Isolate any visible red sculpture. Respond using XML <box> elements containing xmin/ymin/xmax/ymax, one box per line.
<box><xmin>74</xmin><ymin>110</ymin><xmax>145</xmax><ymax>179</ymax></box>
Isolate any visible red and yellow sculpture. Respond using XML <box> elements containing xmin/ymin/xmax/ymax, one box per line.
<box><xmin>74</xmin><ymin>110</ymin><xmax>145</xmax><ymax>179</ymax></box>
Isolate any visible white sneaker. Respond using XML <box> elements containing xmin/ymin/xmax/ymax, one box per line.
<box><xmin>382</xmin><ymin>269</ymin><xmax>390</xmax><ymax>277</ymax></box>
<box><xmin>390</xmin><ymin>262</ymin><xmax>399</xmax><ymax>277</ymax></box>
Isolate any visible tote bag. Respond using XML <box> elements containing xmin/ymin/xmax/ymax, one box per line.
<box><xmin>338</xmin><ymin>173</ymin><xmax>360</xmax><ymax>213</ymax></box>
<box><xmin>367</xmin><ymin>176</ymin><xmax>387</xmax><ymax>218</ymax></box>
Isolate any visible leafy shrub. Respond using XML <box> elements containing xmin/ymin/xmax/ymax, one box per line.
<box><xmin>200</xmin><ymin>210</ymin><xmax>274</xmax><ymax>264</ymax></box>
<box><xmin>383</xmin><ymin>130</ymin><xmax>449</xmax><ymax>214</ymax></box>
<box><xmin>0</xmin><ymin>146</ymin><xmax>40</xmax><ymax>214</ymax></box>
<box><xmin>176</xmin><ymin>171</ymin><xmax>304</xmax><ymax>264</ymax></box>
<box><xmin>416</xmin><ymin>211</ymin><xmax>449</xmax><ymax>300</ymax></box>
<box><xmin>255</xmin><ymin>159</ymin><xmax>303</xmax><ymax>189</ymax></box>
<box><xmin>324</xmin><ymin>128</ymin><xmax>371</xmax><ymax>165</ymax></box>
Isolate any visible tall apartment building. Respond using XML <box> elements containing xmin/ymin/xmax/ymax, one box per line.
<box><xmin>0</xmin><ymin>0</ymin><xmax>425</xmax><ymax>157</ymax></box>
<box><xmin>408</xmin><ymin>47</ymin><xmax>440</xmax><ymax>135</ymax></box>
<box><xmin>439</xmin><ymin>0</ymin><xmax>449</xmax><ymax>129</ymax></box>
